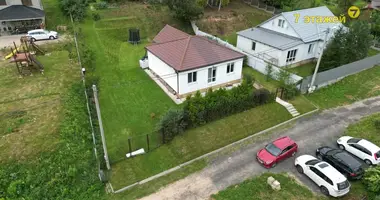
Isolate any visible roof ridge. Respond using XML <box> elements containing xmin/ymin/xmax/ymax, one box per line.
<box><xmin>195</xmin><ymin>35</ymin><xmax>245</xmax><ymax>55</ymax></box>
<box><xmin>178</xmin><ymin>36</ymin><xmax>192</xmax><ymax>70</ymax></box>
<box><xmin>147</xmin><ymin>36</ymin><xmax>189</xmax><ymax>47</ymax></box>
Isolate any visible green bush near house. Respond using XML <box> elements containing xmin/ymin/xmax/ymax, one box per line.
<box><xmin>364</xmin><ymin>166</ymin><xmax>380</xmax><ymax>193</ymax></box>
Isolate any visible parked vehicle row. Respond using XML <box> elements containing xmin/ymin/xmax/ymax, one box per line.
<box><xmin>256</xmin><ymin>135</ymin><xmax>380</xmax><ymax>198</ymax></box>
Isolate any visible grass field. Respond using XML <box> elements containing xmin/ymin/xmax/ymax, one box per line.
<box><xmin>307</xmin><ymin>65</ymin><xmax>380</xmax><ymax>109</ymax></box>
<box><xmin>41</xmin><ymin>0</ymin><xmax>70</xmax><ymax>30</ymax></box>
<box><xmin>196</xmin><ymin>0</ymin><xmax>272</xmax><ymax>45</ymax></box>
<box><xmin>110</xmin><ymin>102</ymin><xmax>292</xmax><ymax>189</ymax></box>
<box><xmin>81</xmin><ymin>4</ymin><xmax>192</xmax><ymax>161</ymax></box>
<box><xmin>286</xmin><ymin>62</ymin><xmax>316</xmax><ymax>78</ymax></box>
<box><xmin>0</xmin><ymin>46</ymin><xmax>80</xmax><ymax>163</ymax></box>
<box><xmin>212</xmin><ymin>173</ymin><xmax>322</xmax><ymax>200</ymax></box>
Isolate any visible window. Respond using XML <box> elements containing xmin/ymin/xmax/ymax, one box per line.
<box><xmin>347</xmin><ymin>138</ymin><xmax>361</xmax><ymax>143</ymax></box>
<box><xmin>265</xmin><ymin>143</ymin><xmax>282</xmax><ymax>157</ymax></box>
<box><xmin>310</xmin><ymin>167</ymin><xmax>333</xmax><ymax>185</ymax></box>
<box><xmin>22</xmin><ymin>0</ymin><xmax>33</xmax><ymax>6</ymax></box>
<box><xmin>318</xmin><ymin>163</ymin><xmax>329</xmax><ymax>169</ymax></box>
<box><xmin>278</xmin><ymin>19</ymin><xmax>285</xmax><ymax>28</ymax></box>
<box><xmin>227</xmin><ymin>63</ymin><xmax>234</xmax><ymax>73</ymax></box>
<box><xmin>286</xmin><ymin>49</ymin><xmax>297</xmax><ymax>62</ymax></box>
<box><xmin>0</xmin><ymin>0</ymin><xmax>6</xmax><ymax>6</ymax></box>
<box><xmin>187</xmin><ymin>72</ymin><xmax>197</xmax><ymax>83</ymax></box>
<box><xmin>308</xmin><ymin>43</ymin><xmax>315</xmax><ymax>54</ymax></box>
<box><xmin>208</xmin><ymin>67</ymin><xmax>216</xmax><ymax>83</ymax></box>
<box><xmin>305</xmin><ymin>159</ymin><xmax>321</xmax><ymax>166</ymax></box>
<box><xmin>349</xmin><ymin>144</ymin><xmax>371</xmax><ymax>155</ymax></box>
<box><xmin>252</xmin><ymin>42</ymin><xmax>256</xmax><ymax>51</ymax></box>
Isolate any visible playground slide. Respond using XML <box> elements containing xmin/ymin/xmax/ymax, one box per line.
<box><xmin>32</xmin><ymin>43</ymin><xmax>45</xmax><ymax>55</ymax></box>
<box><xmin>5</xmin><ymin>48</ymin><xmax>20</xmax><ymax>59</ymax></box>
<box><xmin>29</xmin><ymin>55</ymin><xmax>44</xmax><ymax>70</ymax></box>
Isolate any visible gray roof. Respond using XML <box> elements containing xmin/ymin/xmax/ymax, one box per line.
<box><xmin>281</xmin><ymin>6</ymin><xmax>344</xmax><ymax>43</ymax></box>
<box><xmin>238</xmin><ymin>27</ymin><xmax>303</xmax><ymax>50</ymax></box>
<box><xmin>238</xmin><ymin>6</ymin><xmax>344</xmax><ymax>46</ymax></box>
<box><xmin>0</xmin><ymin>5</ymin><xmax>44</xmax><ymax>21</ymax></box>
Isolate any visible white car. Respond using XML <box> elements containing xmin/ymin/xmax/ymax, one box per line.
<box><xmin>295</xmin><ymin>155</ymin><xmax>350</xmax><ymax>197</ymax></box>
<box><xmin>27</xmin><ymin>29</ymin><xmax>58</xmax><ymax>42</ymax></box>
<box><xmin>337</xmin><ymin>136</ymin><xmax>380</xmax><ymax>165</ymax></box>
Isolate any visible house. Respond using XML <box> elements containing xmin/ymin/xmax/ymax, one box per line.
<box><xmin>236</xmin><ymin>6</ymin><xmax>344</xmax><ymax>68</ymax></box>
<box><xmin>370</xmin><ymin>0</ymin><xmax>380</xmax><ymax>9</ymax></box>
<box><xmin>0</xmin><ymin>0</ymin><xmax>45</xmax><ymax>35</ymax></box>
<box><xmin>145</xmin><ymin>25</ymin><xmax>245</xmax><ymax>99</ymax></box>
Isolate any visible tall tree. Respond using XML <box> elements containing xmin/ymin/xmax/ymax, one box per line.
<box><xmin>319</xmin><ymin>21</ymin><xmax>373</xmax><ymax>72</ymax></box>
<box><xmin>166</xmin><ymin>0</ymin><xmax>204</xmax><ymax>21</ymax></box>
<box><xmin>371</xmin><ymin>11</ymin><xmax>380</xmax><ymax>37</ymax></box>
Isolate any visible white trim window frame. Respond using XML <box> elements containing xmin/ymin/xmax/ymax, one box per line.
<box><xmin>227</xmin><ymin>63</ymin><xmax>234</xmax><ymax>74</ymax></box>
<box><xmin>278</xmin><ymin>19</ymin><xmax>285</xmax><ymax>28</ymax></box>
<box><xmin>308</xmin><ymin>43</ymin><xmax>315</xmax><ymax>54</ymax></box>
<box><xmin>188</xmin><ymin>71</ymin><xmax>197</xmax><ymax>83</ymax></box>
<box><xmin>286</xmin><ymin>49</ymin><xmax>297</xmax><ymax>63</ymax></box>
<box><xmin>208</xmin><ymin>66</ymin><xmax>217</xmax><ymax>83</ymax></box>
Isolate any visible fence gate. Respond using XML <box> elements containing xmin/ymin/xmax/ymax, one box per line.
<box><xmin>275</xmin><ymin>87</ymin><xmax>285</xmax><ymax>99</ymax></box>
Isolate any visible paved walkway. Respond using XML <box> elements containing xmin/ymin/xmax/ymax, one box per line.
<box><xmin>140</xmin><ymin>96</ymin><xmax>380</xmax><ymax>200</ymax></box>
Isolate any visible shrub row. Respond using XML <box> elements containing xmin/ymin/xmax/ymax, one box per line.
<box><xmin>157</xmin><ymin>77</ymin><xmax>275</xmax><ymax>143</ymax></box>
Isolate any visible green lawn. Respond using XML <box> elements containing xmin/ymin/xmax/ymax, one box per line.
<box><xmin>212</xmin><ymin>173</ymin><xmax>322</xmax><ymax>200</ymax></box>
<box><xmin>368</xmin><ymin>48</ymin><xmax>380</xmax><ymax>57</ymax></box>
<box><xmin>110</xmin><ymin>103</ymin><xmax>292</xmax><ymax>189</ymax></box>
<box><xmin>286</xmin><ymin>62</ymin><xmax>316</xmax><ymax>78</ymax></box>
<box><xmin>307</xmin><ymin>65</ymin><xmax>380</xmax><ymax>109</ymax></box>
<box><xmin>41</xmin><ymin>0</ymin><xmax>70</xmax><ymax>30</ymax></box>
<box><xmin>0</xmin><ymin>48</ymin><xmax>79</xmax><ymax>163</ymax></box>
<box><xmin>196</xmin><ymin>0</ymin><xmax>272</xmax><ymax>44</ymax></box>
<box><xmin>81</xmin><ymin>4</ymin><xmax>192</xmax><ymax>161</ymax></box>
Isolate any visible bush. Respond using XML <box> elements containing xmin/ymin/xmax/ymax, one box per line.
<box><xmin>364</xmin><ymin>166</ymin><xmax>380</xmax><ymax>193</ymax></box>
<box><xmin>92</xmin><ymin>12</ymin><xmax>101</xmax><ymax>21</ymax></box>
<box><xmin>282</xmin><ymin>85</ymin><xmax>300</xmax><ymax>100</ymax></box>
<box><xmin>59</xmin><ymin>0</ymin><xmax>89</xmax><ymax>21</ymax></box>
<box><xmin>254</xmin><ymin>88</ymin><xmax>272</xmax><ymax>105</ymax></box>
<box><xmin>374</xmin><ymin>119</ymin><xmax>380</xmax><ymax>130</ymax></box>
<box><xmin>94</xmin><ymin>1</ymin><xmax>108</xmax><ymax>9</ymax></box>
<box><xmin>156</xmin><ymin>108</ymin><xmax>187</xmax><ymax>143</ymax></box>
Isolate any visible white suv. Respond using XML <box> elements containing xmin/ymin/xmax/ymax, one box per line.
<box><xmin>295</xmin><ymin>155</ymin><xmax>350</xmax><ymax>197</ymax></box>
<box><xmin>337</xmin><ymin>136</ymin><xmax>380</xmax><ymax>165</ymax></box>
<box><xmin>27</xmin><ymin>29</ymin><xmax>58</xmax><ymax>42</ymax></box>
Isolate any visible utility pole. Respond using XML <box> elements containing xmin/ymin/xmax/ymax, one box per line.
<box><xmin>309</xmin><ymin>28</ymin><xmax>330</xmax><ymax>93</ymax></box>
<box><xmin>93</xmin><ymin>85</ymin><xmax>111</xmax><ymax>170</ymax></box>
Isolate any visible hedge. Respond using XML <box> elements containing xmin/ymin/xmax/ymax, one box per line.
<box><xmin>157</xmin><ymin>77</ymin><xmax>274</xmax><ymax>143</ymax></box>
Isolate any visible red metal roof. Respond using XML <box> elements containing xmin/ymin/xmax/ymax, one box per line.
<box><xmin>147</xmin><ymin>26</ymin><xmax>245</xmax><ymax>72</ymax></box>
<box><xmin>153</xmin><ymin>24</ymin><xmax>190</xmax><ymax>43</ymax></box>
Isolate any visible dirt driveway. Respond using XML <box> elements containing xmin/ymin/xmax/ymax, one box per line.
<box><xmin>139</xmin><ymin>96</ymin><xmax>380</xmax><ymax>200</ymax></box>
<box><xmin>0</xmin><ymin>34</ymin><xmax>66</xmax><ymax>49</ymax></box>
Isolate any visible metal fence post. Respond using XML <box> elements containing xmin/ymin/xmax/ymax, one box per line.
<box><xmin>146</xmin><ymin>134</ymin><xmax>150</xmax><ymax>152</ymax></box>
<box><xmin>128</xmin><ymin>138</ymin><xmax>132</xmax><ymax>157</ymax></box>
<box><xmin>92</xmin><ymin>85</ymin><xmax>111</xmax><ymax>170</ymax></box>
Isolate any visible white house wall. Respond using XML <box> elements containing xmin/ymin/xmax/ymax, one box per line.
<box><xmin>147</xmin><ymin>51</ymin><xmax>178</xmax><ymax>92</ymax></box>
<box><xmin>236</xmin><ymin>35</ymin><xmax>281</xmax><ymax>60</ymax></box>
<box><xmin>260</xmin><ymin>15</ymin><xmax>299</xmax><ymax>38</ymax></box>
<box><xmin>178</xmin><ymin>58</ymin><xmax>243</xmax><ymax>95</ymax></box>
<box><xmin>278</xmin><ymin>41</ymin><xmax>323</xmax><ymax>66</ymax></box>
<box><xmin>0</xmin><ymin>0</ymin><xmax>43</xmax><ymax>10</ymax></box>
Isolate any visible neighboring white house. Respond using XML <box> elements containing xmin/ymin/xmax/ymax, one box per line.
<box><xmin>146</xmin><ymin>25</ymin><xmax>245</xmax><ymax>99</ymax></box>
<box><xmin>236</xmin><ymin>6</ymin><xmax>345</xmax><ymax>68</ymax></box>
<box><xmin>370</xmin><ymin>0</ymin><xmax>380</xmax><ymax>8</ymax></box>
<box><xmin>0</xmin><ymin>0</ymin><xmax>45</xmax><ymax>35</ymax></box>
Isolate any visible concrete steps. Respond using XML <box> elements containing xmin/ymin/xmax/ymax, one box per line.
<box><xmin>276</xmin><ymin>97</ymin><xmax>300</xmax><ymax>117</ymax></box>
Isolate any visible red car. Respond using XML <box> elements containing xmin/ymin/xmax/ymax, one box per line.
<box><xmin>256</xmin><ymin>136</ymin><xmax>298</xmax><ymax>168</ymax></box>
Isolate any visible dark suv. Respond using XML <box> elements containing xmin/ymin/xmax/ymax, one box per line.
<box><xmin>316</xmin><ymin>146</ymin><xmax>364</xmax><ymax>180</ymax></box>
